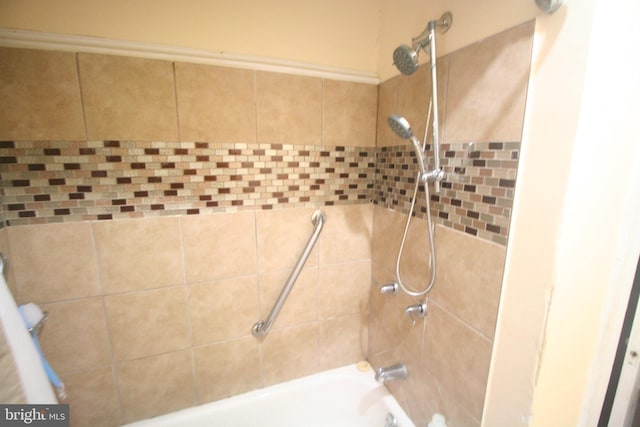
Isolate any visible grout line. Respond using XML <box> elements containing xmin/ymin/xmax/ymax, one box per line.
<box><xmin>177</xmin><ymin>216</ymin><xmax>199</xmax><ymax>404</ymax></box>
<box><xmin>74</xmin><ymin>52</ymin><xmax>90</xmax><ymax>140</ymax></box>
<box><xmin>253</xmin><ymin>70</ymin><xmax>259</xmax><ymax>143</ymax></box>
<box><xmin>252</xmin><ymin>211</ymin><xmax>265</xmax><ymax>387</ymax></box>
<box><xmin>172</xmin><ymin>62</ymin><xmax>182</xmax><ymax>142</ymax></box>
<box><xmin>88</xmin><ymin>221</ymin><xmax>124</xmax><ymax>424</ymax></box>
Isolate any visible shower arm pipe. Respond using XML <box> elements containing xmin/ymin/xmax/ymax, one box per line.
<box><xmin>252</xmin><ymin>210</ymin><xmax>326</xmax><ymax>339</ymax></box>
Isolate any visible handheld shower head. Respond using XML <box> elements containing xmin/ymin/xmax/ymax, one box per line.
<box><xmin>387</xmin><ymin>114</ymin><xmax>414</xmax><ymax>140</ymax></box>
<box><xmin>387</xmin><ymin>115</ymin><xmax>427</xmax><ymax>175</ymax></box>
<box><xmin>393</xmin><ymin>45</ymin><xmax>419</xmax><ymax>76</ymax></box>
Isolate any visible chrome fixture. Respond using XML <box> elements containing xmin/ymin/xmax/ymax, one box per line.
<box><xmin>380</xmin><ymin>283</ymin><xmax>398</xmax><ymax>295</ymax></box>
<box><xmin>392</xmin><ymin>12</ymin><xmax>452</xmax><ymax>76</ymax></box>
<box><xmin>387</xmin><ymin>115</ymin><xmax>428</xmax><ymax>176</ymax></box>
<box><xmin>385</xmin><ymin>12</ymin><xmax>451</xmax><ymax>299</ymax></box>
<box><xmin>535</xmin><ymin>0</ymin><xmax>563</xmax><ymax>13</ymax></box>
<box><xmin>252</xmin><ymin>210</ymin><xmax>326</xmax><ymax>339</ymax></box>
<box><xmin>387</xmin><ymin>114</ymin><xmax>445</xmax><ymax>185</ymax></box>
<box><xmin>405</xmin><ymin>303</ymin><xmax>427</xmax><ymax>324</ymax></box>
<box><xmin>375</xmin><ymin>363</ymin><xmax>408</xmax><ymax>384</ymax></box>
<box><xmin>391</xmin><ymin>12</ymin><xmax>451</xmax><ymax>195</ymax></box>
<box><xmin>386</xmin><ymin>114</ymin><xmax>438</xmax><ymax>297</ymax></box>
<box><xmin>385</xmin><ymin>413</ymin><xmax>398</xmax><ymax>427</ymax></box>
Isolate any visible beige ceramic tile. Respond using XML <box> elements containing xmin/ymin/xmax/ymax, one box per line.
<box><xmin>78</xmin><ymin>53</ymin><xmax>178</xmax><ymax>141</ymax></box>
<box><xmin>181</xmin><ymin>212</ymin><xmax>257</xmax><ymax>283</ymax></box>
<box><xmin>104</xmin><ymin>286</ymin><xmax>189</xmax><ymax>361</ymax></box>
<box><xmin>318</xmin><ymin>314</ymin><xmax>365</xmax><ymax>371</ymax></box>
<box><xmin>371</xmin><ymin>206</ymin><xmax>405</xmax><ymax>274</ymax></box>
<box><xmin>189</xmin><ymin>275</ymin><xmax>258</xmax><ymax>345</ymax></box>
<box><xmin>193</xmin><ymin>338</ymin><xmax>261</xmax><ymax>403</ymax></box>
<box><xmin>0</xmin><ymin>48</ymin><xmax>85</xmax><ymax>141</ymax></box>
<box><xmin>396</xmin><ymin>65</ymin><xmax>430</xmax><ymax>144</ymax></box>
<box><xmin>376</xmin><ymin>77</ymin><xmax>399</xmax><ymax>146</ymax></box>
<box><xmin>8</xmin><ymin>222</ymin><xmax>100</xmax><ymax>304</ymax></box>
<box><xmin>323</xmin><ymin>80</ymin><xmax>377</xmax><ymax>147</ymax></box>
<box><xmin>258</xmin><ymin>267</ymin><xmax>317</xmax><ymax>330</ymax></box>
<box><xmin>396</xmin><ymin>216</ymin><xmax>434</xmax><ymax>294</ymax></box>
<box><xmin>93</xmin><ymin>217</ymin><xmax>184</xmax><ymax>294</ymax></box>
<box><xmin>256</xmin><ymin>208</ymin><xmax>318</xmax><ymax>273</ymax></box>
<box><xmin>175</xmin><ymin>62</ymin><xmax>256</xmax><ymax>143</ymax></box>
<box><xmin>318</xmin><ymin>261</ymin><xmax>370</xmax><ymax>319</ymax></box>
<box><xmin>444</xmin><ymin>21</ymin><xmax>535</xmax><ymax>143</ymax></box>
<box><xmin>256</xmin><ymin>71</ymin><xmax>322</xmax><ymax>145</ymax></box>
<box><xmin>367</xmin><ymin>263</ymin><xmax>394</xmax><ymax>358</ymax></box>
<box><xmin>402</xmin><ymin>358</ymin><xmax>481</xmax><ymax>426</ymax></box>
<box><xmin>319</xmin><ymin>204</ymin><xmax>372</xmax><ymax>265</ymax></box>
<box><xmin>437</xmin><ymin>389</ymin><xmax>482</xmax><ymax>427</ymax></box>
<box><xmin>401</xmin><ymin>359</ymin><xmax>442</xmax><ymax>424</ymax></box>
<box><xmin>0</xmin><ymin>229</ymin><xmax>18</xmax><ymax>299</ymax></box>
<box><xmin>396</xmin><ymin>58</ymin><xmax>449</xmax><ymax>149</ymax></box>
<box><xmin>379</xmin><ymin>284</ymin><xmax>425</xmax><ymax>352</ymax></box>
<box><xmin>62</xmin><ymin>367</ymin><xmax>120</xmax><ymax>427</ymax></box>
<box><xmin>430</xmin><ymin>226</ymin><xmax>506</xmax><ymax>339</ymax></box>
<box><xmin>372</xmin><ymin>206</ymin><xmax>433</xmax><ymax>295</ymax></box>
<box><xmin>40</xmin><ymin>297</ymin><xmax>111</xmax><ymax>374</ymax></box>
<box><xmin>261</xmin><ymin>323</ymin><xmax>319</xmax><ymax>386</ymax></box>
<box><xmin>116</xmin><ymin>350</ymin><xmax>195</xmax><ymax>423</ymax></box>
<box><xmin>423</xmin><ymin>303</ymin><xmax>492</xmax><ymax>420</ymax></box>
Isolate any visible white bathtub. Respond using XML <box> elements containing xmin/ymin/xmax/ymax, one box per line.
<box><xmin>124</xmin><ymin>363</ymin><xmax>415</xmax><ymax>427</ymax></box>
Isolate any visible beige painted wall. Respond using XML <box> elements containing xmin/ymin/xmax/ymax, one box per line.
<box><xmin>484</xmin><ymin>0</ymin><xmax>640</xmax><ymax>425</ymax></box>
<box><xmin>377</xmin><ymin>0</ymin><xmax>540</xmax><ymax>80</ymax></box>
<box><xmin>0</xmin><ymin>0</ymin><xmax>381</xmax><ymax>73</ymax></box>
<box><xmin>1</xmin><ymin>0</ymin><xmax>541</xmax><ymax>79</ymax></box>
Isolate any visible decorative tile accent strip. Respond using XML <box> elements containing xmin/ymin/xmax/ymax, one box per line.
<box><xmin>0</xmin><ymin>141</ymin><xmax>375</xmax><ymax>226</ymax></box>
<box><xmin>1</xmin><ymin>140</ymin><xmax>519</xmax><ymax>244</ymax></box>
<box><xmin>374</xmin><ymin>142</ymin><xmax>520</xmax><ymax>245</ymax></box>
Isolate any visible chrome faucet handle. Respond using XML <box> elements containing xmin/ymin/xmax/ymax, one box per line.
<box><xmin>379</xmin><ymin>283</ymin><xmax>398</xmax><ymax>295</ymax></box>
<box><xmin>405</xmin><ymin>303</ymin><xmax>427</xmax><ymax>325</ymax></box>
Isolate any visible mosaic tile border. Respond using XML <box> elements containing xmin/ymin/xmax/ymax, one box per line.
<box><xmin>0</xmin><ymin>141</ymin><xmax>375</xmax><ymax>226</ymax></box>
<box><xmin>374</xmin><ymin>142</ymin><xmax>520</xmax><ymax>245</ymax></box>
<box><xmin>0</xmin><ymin>140</ymin><xmax>519</xmax><ymax>245</ymax></box>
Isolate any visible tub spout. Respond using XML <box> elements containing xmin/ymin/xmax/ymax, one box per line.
<box><xmin>375</xmin><ymin>363</ymin><xmax>408</xmax><ymax>384</ymax></box>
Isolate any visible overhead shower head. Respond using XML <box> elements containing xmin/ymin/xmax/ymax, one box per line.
<box><xmin>393</xmin><ymin>45</ymin><xmax>420</xmax><ymax>76</ymax></box>
<box><xmin>387</xmin><ymin>115</ymin><xmax>427</xmax><ymax>175</ymax></box>
<box><xmin>392</xmin><ymin>11</ymin><xmax>453</xmax><ymax>76</ymax></box>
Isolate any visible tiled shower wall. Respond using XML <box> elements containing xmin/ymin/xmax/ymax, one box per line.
<box><xmin>0</xmin><ymin>19</ymin><xmax>534</xmax><ymax>427</ymax></box>
<box><xmin>368</xmin><ymin>21</ymin><xmax>534</xmax><ymax>427</ymax></box>
<box><xmin>0</xmin><ymin>48</ymin><xmax>377</xmax><ymax>225</ymax></box>
<box><xmin>1</xmin><ymin>206</ymin><xmax>372</xmax><ymax>426</ymax></box>
<box><xmin>0</xmin><ymin>47</ymin><xmax>377</xmax><ymax>426</ymax></box>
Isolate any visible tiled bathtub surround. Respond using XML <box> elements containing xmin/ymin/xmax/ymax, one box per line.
<box><xmin>0</xmin><ymin>140</ymin><xmax>374</xmax><ymax>225</ymax></box>
<box><xmin>0</xmin><ymin>19</ymin><xmax>535</xmax><ymax>427</ymax></box>
<box><xmin>368</xmin><ymin>21</ymin><xmax>534</xmax><ymax>426</ymax></box>
<box><xmin>374</xmin><ymin>141</ymin><xmax>519</xmax><ymax>245</ymax></box>
<box><xmin>3</xmin><ymin>205</ymin><xmax>372</xmax><ymax>425</ymax></box>
<box><xmin>369</xmin><ymin>208</ymin><xmax>506</xmax><ymax>426</ymax></box>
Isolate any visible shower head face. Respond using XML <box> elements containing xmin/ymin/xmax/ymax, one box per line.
<box><xmin>387</xmin><ymin>114</ymin><xmax>414</xmax><ymax>140</ymax></box>
<box><xmin>392</xmin><ymin>45</ymin><xmax>419</xmax><ymax>75</ymax></box>
<box><xmin>388</xmin><ymin>115</ymin><xmax>428</xmax><ymax>175</ymax></box>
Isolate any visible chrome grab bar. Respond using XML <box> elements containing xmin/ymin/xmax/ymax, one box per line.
<box><xmin>252</xmin><ymin>209</ymin><xmax>326</xmax><ymax>339</ymax></box>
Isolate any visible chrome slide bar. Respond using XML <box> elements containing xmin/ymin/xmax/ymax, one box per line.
<box><xmin>252</xmin><ymin>209</ymin><xmax>326</xmax><ymax>339</ymax></box>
